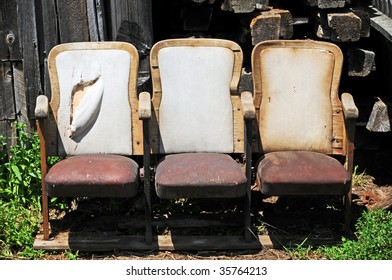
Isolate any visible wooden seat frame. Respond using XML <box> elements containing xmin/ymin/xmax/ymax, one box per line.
<box><xmin>251</xmin><ymin>40</ymin><xmax>359</xmax><ymax>232</ymax></box>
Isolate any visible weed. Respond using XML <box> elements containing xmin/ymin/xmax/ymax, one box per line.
<box><xmin>0</xmin><ymin>200</ymin><xmax>44</xmax><ymax>259</ymax></box>
<box><xmin>64</xmin><ymin>250</ymin><xmax>79</xmax><ymax>260</ymax></box>
<box><xmin>281</xmin><ymin>233</ymin><xmax>317</xmax><ymax>260</ymax></box>
<box><xmin>352</xmin><ymin>165</ymin><xmax>368</xmax><ymax>188</ymax></box>
<box><xmin>318</xmin><ymin>209</ymin><xmax>392</xmax><ymax>260</ymax></box>
<box><xmin>0</xmin><ymin>123</ymin><xmax>42</xmax><ymax>209</ymax></box>
<box><xmin>0</xmin><ymin>123</ymin><xmax>61</xmax><ymax>259</ymax></box>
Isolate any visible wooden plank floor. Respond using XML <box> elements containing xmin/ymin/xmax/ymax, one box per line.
<box><xmin>33</xmin><ymin>232</ymin><xmax>274</xmax><ymax>251</ymax></box>
<box><xmin>33</xmin><ymin>230</ymin><xmax>341</xmax><ymax>252</ymax></box>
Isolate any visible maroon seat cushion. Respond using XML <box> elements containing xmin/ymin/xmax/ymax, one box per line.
<box><xmin>257</xmin><ymin>151</ymin><xmax>351</xmax><ymax>196</ymax></box>
<box><xmin>155</xmin><ymin>153</ymin><xmax>247</xmax><ymax>199</ymax></box>
<box><xmin>45</xmin><ymin>154</ymin><xmax>139</xmax><ymax>197</ymax></box>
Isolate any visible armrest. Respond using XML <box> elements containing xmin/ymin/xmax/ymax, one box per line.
<box><xmin>139</xmin><ymin>91</ymin><xmax>151</xmax><ymax>120</ymax></box>
<box><xmin>341</xmin><ymin>93</ymin><xmax>359</xmax><ymax>121</ymax></box>
<box><xmin>139</xmin><ymin>90</ymin><xmax>152</xmax><ymax>244</ymax></box>
<box><xmin>341</xmin><ymin>93</ymin><xmax>358</xmax><ymax>174</ymax></box>
<box><xmin>35</xmin><ymin>95</ymin><xmax>49</xmax><ymax>119</ymax></box>
<box><xmin>241</xmin><ymin>91</ymin><xmax>256</xmax><ymax>121</ymax></box>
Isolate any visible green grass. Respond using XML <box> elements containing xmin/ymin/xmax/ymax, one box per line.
<box><xmin>282</xmin><ymin>208</ymin><xmax>392</xmax><ymax>260</ymax></box>
<box><xmin>0</xmin><ymin>123</ymin><xmax>62</xmax><ymax>259</ymax></box>
<box><xmin>317</xmin><ymin>208</ymin><xmax>392</xmax><ymax>260</ymax></box>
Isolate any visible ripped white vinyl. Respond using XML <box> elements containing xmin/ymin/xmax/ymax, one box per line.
<box><xmin>56</xmin><ymin>50</ymin><xmax>132</xmax><ymax>155</ymax></box>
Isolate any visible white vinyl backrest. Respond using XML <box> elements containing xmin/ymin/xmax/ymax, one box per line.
<box><xmin>157</xmin><ymin>46</ymin><xmax>235</xmax><ymax>153</ymax></box>
<box><xmin>259</xmin><ymin>48</ymin><xmax>335</xmax><ymax>153</ymax></box>
<box><xmin>55</xmin><ymin>49</ymin><xmax>132</xmax><ymax>155</ymax></box>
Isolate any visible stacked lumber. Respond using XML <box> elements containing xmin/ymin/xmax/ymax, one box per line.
<box><xmin>154</xmin><ymin>0</ymin><xmax>381</xmax><ymax>133</ymax></box>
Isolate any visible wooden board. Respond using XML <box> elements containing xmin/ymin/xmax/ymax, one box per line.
<box><xmin>0</xmin><ymin>0</ymin><xmax>18</xmax><ymax>125</ymax></box>
<box><xmin>108</xmin><ymin>0</ymin><xmax>153</xmax><ymax>91</ymax></box>
<box><xmin>33</xmin><ymin>229</ymin><xmax>341</xmax><ymax>252</ymax></box>
<box><xmin>0</xmin><ymin>62</ymin><xmax>15</xmax><ymax>121</ymax></box>
<box><xmin>56</xmin><ymin>0</ymin><xmax>90</xmax><ymax>43</ymax></box>
<box><xmin>34</xmin><ymin>232</ymin><xmax>274</xmax><ymax>251</ymax></box>
<box><xmin>17</xmin><ymin>0</ymin><xmax>42</xmax><ymax>121</ymax></box>
<box><xmin>0</xmin><ymin>0</ymin><xmax>21</xmax><ymax>60</ymax></box>
<box><xmin>37</xmin><ymin>0</ymin><xmax>59</xmax><ymax>101</ymax></box>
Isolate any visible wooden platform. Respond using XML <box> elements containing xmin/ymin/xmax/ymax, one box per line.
<box><xmin>33</xmin><ymin>204</ymin><xmax>344</xmax><ymax>252</ymax></box>
<box><xmin>33</xmin><ymin>230</ymin><xmax>342</xmax><ymax>252</ymax></box>
<box><xmin>33</xmin><ymin>232</ymin><xmax>274</xmax><ymax>251</ymax></box>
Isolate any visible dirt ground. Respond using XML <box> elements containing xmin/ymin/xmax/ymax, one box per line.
<box><xmin>42</xmin><ymin>149</ymin><xmax>392</xmax><ymax>260</ymax></box>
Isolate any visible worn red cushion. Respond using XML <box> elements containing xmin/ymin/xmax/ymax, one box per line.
<box><xmin>45</xmin><ymin>154</ymin><xmax>139</xmax><ymax>197</ymax></box>
<box><xmin>155</xmin><ymin>153</ymin><xmax>247</xmax><ymax>199</ymax></box>
<box><xmin>257</xmin><ymin>151</ymin><xmax>351</xmax><ymax>196</ymax></box>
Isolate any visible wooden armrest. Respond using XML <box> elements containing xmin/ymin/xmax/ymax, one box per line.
<box><xmin>241</xmin><ymin>91</ymin><xmax>256</xmax><ymax>120</ymax></box>
<box><xmin>139</xmin><ymin>91</ymin><xmax>151</xmax><ymax>120</ymax></box>
<box><xmin>35</xmin><ymin>95</ymin><xmax>49</xmax><ymax>119</ymax></box>
<box><xmin>341</xmin><ymin>93</ymin><xmax>359</xmax><ymax>121</ymax></box>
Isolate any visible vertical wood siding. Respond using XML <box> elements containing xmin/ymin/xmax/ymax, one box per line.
<box><xmin>0</xmin><ymin>0</ymin><xmax>153</xmax><ymax>145</ymax></box>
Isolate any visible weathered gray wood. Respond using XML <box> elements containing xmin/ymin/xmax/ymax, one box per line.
<box><xmin>347</xmin><ymin>48</ymin><xmax>376</xmax><ymax>77</ymax></box>
<box><xmin>272</xmin><ymin>9</ymin><xmax>293</xmax><ymax>39</ymax></box>
<box><xmin>95</xmin><ymin>0</ymin><xmax>107</xmax><ymax>41</ymax></box>
<box><xmin>0</xmin><ymin>63</ymin><xmax>15</xmax><ymax>121</ymax></box>
<box><xmin>12</xmin><ymin>62</ymin><xmax>29</xmax><ymax>125</ymax></box>
<box><xmin>313</xmin><ymin>11</ymin><xmax>362</xmax><ymax>42</ymax></box>
<box><xmin>33</xmin><ymin>229</ymin><xmax>340</xmax><ymax>251</ymax></box>
<box><xmin>350</xmin><ymin>8</ymin><xmax>371</xmax><ymax>38</ymax></box>
<box><xmin>0</xmin><ymin>121</ymin><xmax>17</xmax><ymax>147</ymax></box>
<box><xmin>304</xmin><ymin>0</ymin><xmax>345</xmax><ymax>9</ymax></box>
<box><xmin>108</xmin><ymin>0</ymin><xmax>153</xmax><ymax>91</ymax></box>
<box><xmin>250</xmin><ymin>9</ymin><xmax>293</xmax><ymax>45</ymax></box>
<box><xmin>0</xmin><ymin>1</ymin><xmax>18</xmax><ymax>141</ymax></box>
<box><xmin>328</xmin><ymin>12</ymin><xmax>361</xmax><ymax>42</ymax></box>
<box><xmin>0</xmin><ymin>0</ymin><xmax>19</xmax><ymax>127</ymax></box>
<box><xmin>56</xmin><ymin>0</ymin><xmax>90</xmax><ymax>42</ymax></box>
<box><xmin>85</xmin><ymin>0</ymin><xmax>106</xmax><ymax>41</ymax></box>
<box><xmin>17</xmin><ymin>0</ymin><xmax>43</xmax><ymax>121</ymax></box>
<box><xmin>109</xmin><ymin>0</ymin><xmax>153</xmax><ymax>48</ymax></box>
<box><xmin>87</xmin><ymin>0</ymin><xmax>99</xmax><ymax>41</ymax></box>
<box><xmin>222</xmin><ymin>0</ymin><xmax>256</xmax><ymax>13</ymax></box>
<box><xmin>36</xmin><ymin>0</ymin><xmax>59</xmax><ymax>101</ymax></box>
<box><xmin>0</xmin><ymin>0</ymin><xmax>21</xmax><ymax>60</ymax></box>
<box><xmin>250</xmin><ymin>12</ymin><xmax>281</xmax><ymax>45</ymax></box>
<box><xmin>366</xmin><ymin>97</ymin><xmax>391</xmax><ymax>132</ymax></box>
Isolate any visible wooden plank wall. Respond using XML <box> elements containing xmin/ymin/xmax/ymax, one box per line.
<box><xmin>107</xmin><ymin>0</ymin><xmax>153</xmax><ymax>91</ymax></box>
<box><xmin>0</xmin><ymin>0</ymin><xmax>153</xmax><ymax>146</ymax></box>
<box><xmin>1</xmin><ymin>0</ymin><xmax>31</xmax><ymax>146</ymax></box>
<box><xmin>1</xmin><ymin>0</ymin><xmax>389</xmax><ymax>146</ymax></box>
